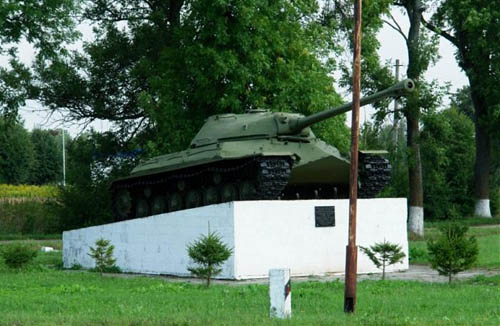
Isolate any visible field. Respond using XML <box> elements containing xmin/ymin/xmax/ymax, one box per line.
<box><xmin>0</xmin><ymin>223</ymin><xmax>499</xmax><ymax>325</ymax></box>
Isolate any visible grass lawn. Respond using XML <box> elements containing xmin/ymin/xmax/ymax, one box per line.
<box><xmin>0</xmin><ymin>224</ymin><xmax>498</xmax><ymax>325</ymax></box>
<box><xmin>0</xmin><ymin>268</ymin><xmax>499</xmax><ymax>326</ymax></box>
<box><xmin>409</xmin><ymin>225</ymin><xmax>500</xmax><ymax>269</ymax></box>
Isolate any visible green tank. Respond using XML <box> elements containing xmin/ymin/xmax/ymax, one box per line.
<box><xmin>111</xmin><ymin>79</ymin><xmax>414</xmax><ymax>220</ymax></box>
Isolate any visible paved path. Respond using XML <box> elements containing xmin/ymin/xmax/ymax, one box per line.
<box><xmin>103</xmin><ymin>264</ymin><xmax>500</xmax><ymax>285</ymax></box>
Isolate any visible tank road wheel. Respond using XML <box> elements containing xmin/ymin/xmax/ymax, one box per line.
<box><xmin>238</xmin><ymin>181</ymin><xmax>256</xmax><ymax>200</ymax></box>
<box><xmin>186</xmin><ymin>189</ymin><xmax>202</xmax><ymax>209</ymax></box>
<box><xmin>203</xmin><ymin>186</ymin><xmax>219</xmax><ymax>206</ymax></box>
<box><xmin>113</xmin><ymin>189</ymin><xmax>132</xmax><ymax>221</ymax></box>
<box><xmin>220</xmin><ymin>183</ymin><xmax>238</xmax><ymax>203</ymax></box>
<box><xmin>150</xmin><ymin>195</ymin><xmax>167</xmax><ymax>215</ymax></box>
<box><xmin>135</xmin><ymin>197</ymin><xmax>150</xmax><ymax>218</ymax></box>
<box><xmin>168</xmin><ymin>192</ymin><xmax>183</xmax><ymax>212</ymax></box>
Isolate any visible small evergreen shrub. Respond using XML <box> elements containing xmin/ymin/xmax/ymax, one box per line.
<box><xmin>187</xmin><ymin>230</ymin><xmax>232</xmax><ymax>287</ymax></box>
<box><xmin>0</xmin><ymin>243</ymin><xmax>38</xmax><ymax>269</ymax></box>
<box><xmin>88</xmin><ymin>238</ymin><xmax>117</xmax><ymax>275</ymax></box>
<box><xmin>360</xmin><ymin>240</ymin><xmax>406</xmax><ymax>280</ymax></box>
<box><xmin>427</xmin><ymin>223</ymin><xmax>478</xmax><ymax>283</ymax></box>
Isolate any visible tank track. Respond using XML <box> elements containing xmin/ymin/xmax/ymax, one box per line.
<box><xmin>111</xmin><ymin>153</ymin><xmax>390</xmax><ymax>221</ymax></box>
<box><xmin>280</xmin><ymin>153</ymin><xmax>391</xmax><ymax>200</ymax></box>
<box><xmin>111</xmin><ymin>156</ymin><xmax>292</xmax><ymax>221</ymax></box>
<box><xmin>358</xmin><ymin>153</ymin><xmax>391</xmax><ymax>198</ymax></box>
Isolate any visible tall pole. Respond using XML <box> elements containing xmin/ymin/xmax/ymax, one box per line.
<box><xmin>61</xmin><ymin>129</ymin><xmax>66</xmax><ymax>187</ymax></box>
<box><xmin>344</xmin><ymin>0</ymin><xmax>362</xmax><ymax>314</ymax></box>
<box><xmin>393</xmin><ymin>59</ymin><xmax>402</xmax><ymax>147</ymax></box>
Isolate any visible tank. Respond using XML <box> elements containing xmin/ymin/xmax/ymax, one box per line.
<box><xmin>111</xmin><ymin>79</ymin><xmax>415</xmax><ymax>220</ymax></box>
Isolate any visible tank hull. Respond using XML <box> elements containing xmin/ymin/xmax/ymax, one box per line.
<box><xmin>110</xmin><ymin>138</ymin><xmax>388</xmax><ymax>221</ymax></box>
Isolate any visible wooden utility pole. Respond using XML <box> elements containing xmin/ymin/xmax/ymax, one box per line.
<box><xmin>344</xmin><ymin>0</ymin><xmax>362</xmax><ymax>314</ymax></box>
<box><xmin>393</xmin><ymin>59</ymin><xmax>403</xmax><ymax>147</ymax></box>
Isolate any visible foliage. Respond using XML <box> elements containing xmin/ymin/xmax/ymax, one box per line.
<box><xmin>360</xmin><ymin>240</ymin><xmax>406</xmax><ymax>280</ymax></box>
<box><xmin>35</xmin><ymin>0</ymin><xmax>350</xmax><ymax>155</ymax></box>
<box><xmin>427</xmin><ymin>223</ymin><xmax>479</xmax><ymax>283</ymax></box>
<box><xmin>0</xmin><ymin>201</ymin><xmax>60</xmax><ymax>235</ymax></box>
<box><xmin>88</xmin><ymin>238</ymin><xmax>117</xmax><ymax>275</ymax></box>
<box><xmin>0</xmin><ymin>184</ymin><xmax>58</xmax><ymax>198</ymax></box>
<box><xmin>0</xmin><ymin>118</ymin><xmax>35</xmax><ymax>184</ymax></box>
<box><xmin>54</xmin><ymin>132</ymin><xmax>137</xmax><ymax>230</ymax></box>
<box><xmin>187</xmin><ymin>230</ymin><xmax>232</xmax><ymax>287</ymax></box>
<box><xmin>0</xmin><ymin>243</ymin><xmax>38</xmax><ymax>269</ymax></box>
<box><xmin>0</xmin><ymin>0</ymin><xmax>80</xmax><ymax>117</ymax></box>
<box><xmin>420</xmin><ymin>107</ymin><xmax>476</xmax><ymax>218</ymax></box>
<box><xmin>30</xmin><ymin>129</ymin><xmax>63</xmax><ymax>185</ymax></box>
<box><xmin>425</xmin><ymin>0</ymin><xmax>500</xmax><ymax>215</ymax></box>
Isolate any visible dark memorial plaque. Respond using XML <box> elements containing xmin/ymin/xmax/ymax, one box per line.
<box><xmin>315</xmin><ymin>206</ymin><xmax>335</xmax><ymax>227</ymax></box>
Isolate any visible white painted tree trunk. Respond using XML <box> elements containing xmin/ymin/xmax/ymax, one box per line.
<box><xmin>474</xmin><ymin>199</ymin><xmax>492</xmax><ymax>218</ymax></box>
<box><xmin>408</xmin><ymin>206</ymin><xmax>424</xmax><ymax>236</ymax></box>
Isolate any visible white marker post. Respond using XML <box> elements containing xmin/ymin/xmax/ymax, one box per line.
<box><xmin>269</xmin><ymin>269</ymin><xmax>291</xmax><ymax>319</ymax></box>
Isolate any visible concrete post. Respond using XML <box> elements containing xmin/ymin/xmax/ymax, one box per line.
<box><xmin>269</xmin><ymin>269</ymin><xmax>291</xmax><ymax>319</ymax></box>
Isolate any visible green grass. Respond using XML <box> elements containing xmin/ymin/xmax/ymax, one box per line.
<box><xmin>0</xmin><ymin>268</ymin><xmax>498</xmax><ymax>326</ymax></box>
<box><xmin>425</xmin><ymin>217</ymin><xmax>500</xmax><ymax>228</ymax></box>
<box><xmin>409</xmin><ymin>225</ymin><xmax>500</xmax><ymax>268</ymax></box>
<box><xmin>0</xmin><ymin>225</ymin><xmax>498</xmax><ymax>325</ymax></box>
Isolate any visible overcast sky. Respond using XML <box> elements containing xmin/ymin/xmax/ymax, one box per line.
<box><xmin>11</xmin><ymin>8</ymin><xmax>468</xmax><ymax>136</ymax></box>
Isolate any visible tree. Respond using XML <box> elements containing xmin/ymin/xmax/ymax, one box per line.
<box><xmin>55</xmin><ymin>131</ymin><xmax>137</xmax><ymax>230</ymax></box>
<box><xmin>0</xmin><ymin>118</ymin><xmax>35</xmax><ymax>184</ymax></box>
<box><xmin>88</xmin><ymin>238</ymin><xmax>117</xmax><ymax>276</ymax></box>
<box><xmin>325</xmin><ymin>1</ymin><xmax>442</xmax><ymax>235</ymax></box>
<box><xmin>360</xmin><ymin>240</ymin><xmax>406</xmax><ymax>280</ymax></box>
<box><xmin>187</xmin><ymin>229</ymin><xmax>232</xmax><ymax>287</ymax></box>
<box><xmin>34</xmin><ymin>0</ymin><xmax>350</xmax><ymax>155</ymax></box>
<box><xmin>421</xmin><ymin>107</ymin><xmax>475</xmax><ymax>219</ymax></box>
<box><xmin>427</xmin><ymin>223</ymin><xmax>478</xmax><ymax>283</ymax></box>
<box><xmin>387</xmin><ymin>1</ymin><xmax>441</xmax><ymax>236</ymax></box>
<box><xmin>30</xmin><ymin>129</ymin><xmax>62</xmax><ymax>185</ymax></box>
<box><xmin>423</xmin><ymin>1</ymin><xmax>500</xmax><ymax>218</ymax></box>
<box><xmin>0</xmin><ymin>0</ymin><xmax>79</xmax><ymax>117</ymax></box>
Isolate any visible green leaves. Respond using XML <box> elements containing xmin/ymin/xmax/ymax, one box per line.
<box><xmin>427</xmin><ymin>223</ymin><xmax>479</xmax><ymax>283</ymax></box>
<box><xmin>36</xmin><ymin>0</ymin><xmax>349</xmax><ymax>154</ymax></box>
<box><xmin>360</xmin><ymin>240</ymin><xmax>406</xmax><ymax>280</ymax></box>
<box><xmin>88</xmin><ymin>238</ymin><xmax>117</xmax><ymax>275</ymax></box>
<box><xmin>0</xmin><ymin>243</ymin><xmax>38</xmax><ymax>270</ymax></box>
<box><xmin>187</xmin><ymin>229</ymin><xmax>232</xmax><ymax>286</ymax></box>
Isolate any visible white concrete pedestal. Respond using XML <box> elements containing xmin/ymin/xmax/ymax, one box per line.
<box><xmin>63</xmin><ymin>199</ymin><xmax>408</xmax><ymax>279</ymax></box>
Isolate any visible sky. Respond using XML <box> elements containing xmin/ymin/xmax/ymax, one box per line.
<box><xmin>10</xmin><ymin>8</ymin><xmax>469</xmax><ymax>136</ymax></box>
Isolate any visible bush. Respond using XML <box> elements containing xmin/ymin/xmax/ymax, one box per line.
<box><xmin>427</xmin><ymin>223</ymin><xmax>478</xmax><ymax>283</ymax></box>
<box><xmin>0</xmin><ymin>243</ymin><xmax>38</xmax><ymax>269</ymax></box>
<box><xmin>88</xmin><ymin>238</ymin><xmax>118</xmax><ymax>275</ymax></box>
<box><xmin>187</xmin><ymin>230</ymin><xmax>232</xmax><ymax>287</ymax></box>
<box><xmin>0</xmin><ymin>201</ymin><xmax>60</xmax><ymax>235</ymax></box>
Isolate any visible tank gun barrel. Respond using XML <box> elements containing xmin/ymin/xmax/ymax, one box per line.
<box><xmin>291</xmin><ymin>79</ymin><xmax>415</xmax><ymax>132</ymax></box>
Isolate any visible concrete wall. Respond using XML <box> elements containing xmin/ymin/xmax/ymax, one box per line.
<box><xmin>63</xmin><ymin>199</ymin><xmax>408</xmax><ymax>279</ymax></box>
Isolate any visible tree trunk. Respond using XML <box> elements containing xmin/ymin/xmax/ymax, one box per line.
<box><xmin>405</xmin><ymin>0</ymin><xmax>424</xmax><ymax>236</ymax></box>
<box><xmin>407</xmin><ymin>107</ymin><xmax>424</xmax><ymax>235</ymax></box>
<box><xmin>469</xmin><ymin>78</ymin><xmax>492</xmax><ymax>218</ymax></box>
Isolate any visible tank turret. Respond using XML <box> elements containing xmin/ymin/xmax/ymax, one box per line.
<box><xmin>111</xmin><ymin>79</ymin><xmax>414</xmax><ymax>220</ymax></box>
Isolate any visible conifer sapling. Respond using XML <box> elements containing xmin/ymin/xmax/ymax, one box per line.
<box><xmin>88</xmin><ymin>238</ymin><xmax>117</xmax><ymax>275</ymax></box>
<box><xmin>360</xmin><ymin>240</ymin><xmax>406</xmax><ymax>280</ymax></box>
<box><xmin>427</xmin><ymin>223</ymin><xmax>478</xmax><ymax>283</ymax></box>
<box><xmin>187</xmin><ymin>229</ymin><xmax>232</xmax><ymax>287</ymax></box>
